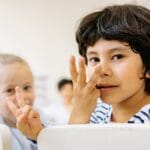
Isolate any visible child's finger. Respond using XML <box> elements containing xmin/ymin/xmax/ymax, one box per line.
<box><xmin>77</xmin><ymin>57</ymin><xmax>86</xmax><ymax>87</ymax></box>
<box><xmin>7</xmin><ymin>99</ymin><xmax>18</xmax><ymax>116</ymax></box>
<box><xmin>69</xmin><ymin>55</ymin><xmax>78</xmax><ymax>84</ymax></box>
<box><xmin>92</xmin><ymin>88</ymin><xmax>101</xmax><ymax>102</ymax></box>
<box><xmin>15</xmin><ymin>86</ymin><xmax>26</xmax><ymax>108</ymax></box>
<box><xmin>86</xmin><ymin>64</ymin><xmax>101</xmax><ymax>91</ymax></box>
<box><xmin>17</xmin><ymin>105</ymin><xmax>32</xmax><ymax>127</ymax></box>
<box><xmin>89</xmin><ymin>89</ymin><xmax>100</xmax><ymax>111</ymax></box>
<box><xmin>29</xmin><ymin>110</ymin><xmax>40</xmax><ymax>120</ymax></box>
<box><xmin>17</xmin><ymin>106</ymin><xmax>31</xmax><ymax>131</ymax></box>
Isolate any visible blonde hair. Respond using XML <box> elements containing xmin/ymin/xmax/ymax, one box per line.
<box><xmin>0</xmin><ymin>53</ymin><xmax>33</xmax><ymax>75</ymax></box>
<box><xmin>0</xmin><ymin>53</ymin><xmax>29</xmax><ymax>66</ymax></box>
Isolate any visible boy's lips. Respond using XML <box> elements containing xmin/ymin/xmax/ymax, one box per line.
<box><xmin>96</xmin><ymin>84</ymin><xmax>118</xmax><ymax>91</ymax></box>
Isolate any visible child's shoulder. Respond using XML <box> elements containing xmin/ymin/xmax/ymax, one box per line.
<box><xmin>128</xmin><ymin>104</ymin><xmax>150</xmax><ymax>123</ymax></box>
<box><xmin>0</xmin><ymin>115</ymin><xmax>7</xmax><ymax>125</ymax></box>
<box><xmin>90</xmin><ymin>102</ymin><xmax>150</xmax><ymax>124</ymax></box>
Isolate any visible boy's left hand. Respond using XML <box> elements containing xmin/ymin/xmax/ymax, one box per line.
<box><xmin>69</xmin><ymin>56</ymin><xmax>101</xmax><ymax>124</ymax></box>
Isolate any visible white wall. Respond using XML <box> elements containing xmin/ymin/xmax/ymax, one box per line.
<box><xmin>0</xmin><ymin>0</ymin><xmax>149</xmax><ymax>107</ymax></box>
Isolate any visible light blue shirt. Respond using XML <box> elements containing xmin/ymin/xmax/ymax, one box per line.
<box><xmin>0</xmin><ymin>115</ymin><xmax>37</xmax><ymax>150</ymax></box>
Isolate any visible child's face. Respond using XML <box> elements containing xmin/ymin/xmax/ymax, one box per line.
<box><xmin>86</xmin><ymin>39</ymin><xmax>149</xmax><ymax>105</ymax></box>
<box><xmin>60</xmin><ymin>83</ymin><xmax>73</xmax><ymax>101</ymax></box>
<box><xmin>0</xmin><ymin>63</ymin><xmax>35</xmax><ymax>125</ymax></box>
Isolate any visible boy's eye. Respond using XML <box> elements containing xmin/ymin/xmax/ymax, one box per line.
<box><xmin>112</xmin><ymin>54</ymin><xmax>124</xmax><ymax>61</ymax></box>
<box><xmin>88</xmin><ymin>57</ymin><xmax>100</xmax><ymax>65</ymax></box>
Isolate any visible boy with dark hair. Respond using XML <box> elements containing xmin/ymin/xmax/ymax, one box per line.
<box><xmin>42</xmin><ymin>78</ymin><xmax>73</xmax><ymax>125</ymax></box>
<box><xmin>57</xmin><ymin>78</ymin><xmax>73</xmax><ymax>91</ymax></box>
<box><xmin>57</xmin><ymin>78</ymin><xmax>73</xmax><ymax>113</ymax></box>
<box><xmin>69</xmin><ymin>4</ymin><xmax>150</xmax><ymax>124</ymax></box>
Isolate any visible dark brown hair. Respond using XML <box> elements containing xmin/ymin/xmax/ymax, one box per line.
<box><xmin>76</xmin><ymin>4</ymin><xmax>150</xmax><ymax>93</ymax></box>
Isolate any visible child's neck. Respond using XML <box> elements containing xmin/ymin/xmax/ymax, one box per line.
<box><xmin>63</xmin><ymin>99</ymin><xmax>73</xmax><ymax>112</ymax></box>
<box><xmin>111</xmin><ymin>94</ymin><xmax>150</xmax><ymax>123</ymax></box>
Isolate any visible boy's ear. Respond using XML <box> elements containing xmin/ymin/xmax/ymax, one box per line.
<box><xmin>145</xmin><ymin>70</ymin><xmax>150</xmax><ymax>78</ymax></box>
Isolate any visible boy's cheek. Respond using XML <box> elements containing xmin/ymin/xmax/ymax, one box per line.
<box><xmin>86</xmin><ymin>67</ymin><xmax>95</xmax><ymax>81</ymax></box>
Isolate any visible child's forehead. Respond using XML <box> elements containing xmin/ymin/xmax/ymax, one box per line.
<box><xmin>87</xmin><ymin>39</ymin><xmax>130</xmax><ymax>54</ymax></box>
<box><xmin>0</xmin><ymin>63</ymin><xmax>33</xmax><ymax>80</ymax></box>
<box><xmin>0</xmin><ymin>62</ymin><xmax>30</xmax><ymax>71</ymax></box>
<box><xmin>0</xmin><ymin>74</ymin><xmax>33</xmax><ymax>89</ymax></box>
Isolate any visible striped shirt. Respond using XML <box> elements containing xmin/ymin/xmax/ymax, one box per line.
<box><xmin>90</xmin><ymin>100</ymin><xmax>150</xmax><ymax>124</ymax></box>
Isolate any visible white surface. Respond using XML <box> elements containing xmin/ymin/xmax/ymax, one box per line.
<box><xmin>0</xmin><ymin>125</ymin><xmax>12</xmax><ymax>150</ymax></box>
<box><xmin>38</xmin><ymin>124</ymin><xmax>150</xmax><ymax>150</ymax></box>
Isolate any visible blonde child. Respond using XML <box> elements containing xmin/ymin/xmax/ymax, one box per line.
<box><xmin>0</xmin><ymin>53</ymin><xmax>40</xmax><ymax>149</ymax></box>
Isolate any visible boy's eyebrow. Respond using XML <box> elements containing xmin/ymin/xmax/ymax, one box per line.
<box><xmin>87</xmin><ymin>45</ymin><xmax>130</xmax><ymax>55</ymax></box>
<box><xmin>86</xmin><ymin>51</ymin><xmax>98</xmax><ymax>56</ymax></box>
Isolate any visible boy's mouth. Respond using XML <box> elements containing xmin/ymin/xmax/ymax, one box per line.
<box><xmin>96</xmin><ymin>84</ymin><xmax>118</xmax><ymax>90</ymax></box>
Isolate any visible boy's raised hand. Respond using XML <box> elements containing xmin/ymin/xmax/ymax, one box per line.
<box><xmin>69</xmin><ymin>55</ymin><xmax>100</xmax><ymax>124</ymax></box>
<box><xmin>7</xmin><ymin>87</ymin><xmax>43</xmax><ymax>140</ymax></box>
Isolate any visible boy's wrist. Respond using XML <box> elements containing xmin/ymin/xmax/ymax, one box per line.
<box><xmin>69</xmin><ymin>108</ymin><xmax>91</xmax><ymax>124</ymax></box>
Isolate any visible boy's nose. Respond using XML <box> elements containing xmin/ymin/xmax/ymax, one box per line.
<box><xmin>98</xmin><ymin>61</ymin><xmax>112</xmax><ymax>77</ymax></box>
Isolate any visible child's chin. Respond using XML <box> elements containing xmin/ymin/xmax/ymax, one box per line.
<box><xmin>100</xmin><ymin>97</ymin><xmax>111</xmax><ymax>105</ymax></box>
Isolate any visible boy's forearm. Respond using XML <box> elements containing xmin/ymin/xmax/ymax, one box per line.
<box><xmin>69</xmin><ymin>108</ymin><xmax>91</xmax><ymax>124</ymax></box>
